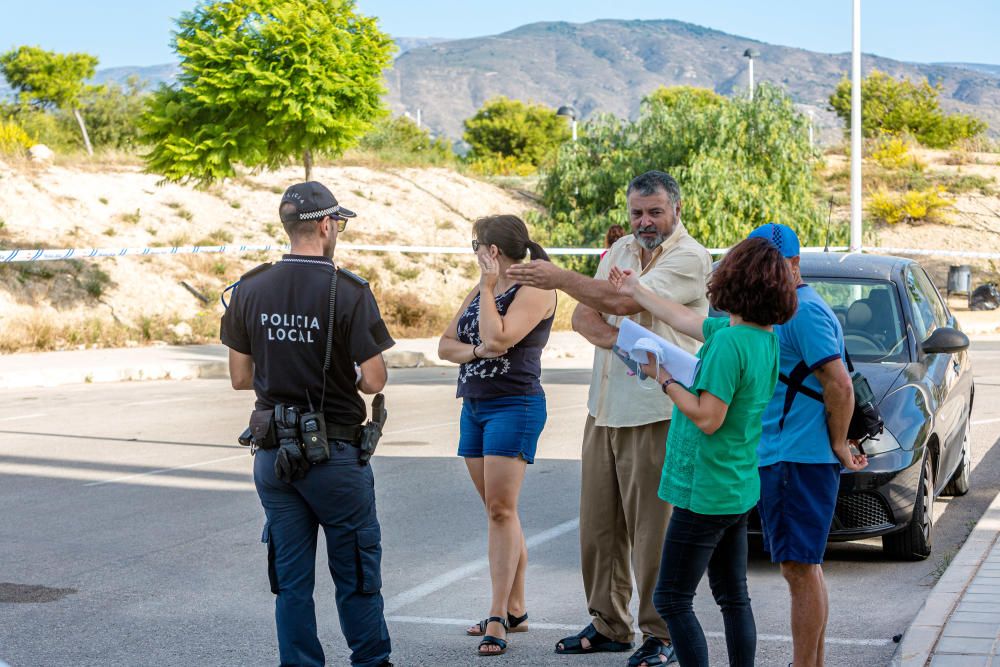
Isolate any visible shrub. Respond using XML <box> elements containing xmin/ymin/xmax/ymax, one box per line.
<box><xmin>866</xmin><ymin>186</ymin><xmax>954</xmax><ymax>225</ymax></box>
<box><xmin>830</xmin><ymin>70</ymin><xmax>986</xmax><ymax>149</ymax></box>
<box><xmin>463</xmin><ymin>97</ymin><xmax>570</xmax><ymax>173</ymax></box>
<box><xmin>357</xmin><ymin>116</ymin><xmax>453</xmax><ymax>165</ymax></box>
<box><xmin>0</xmin><ymin>118</ymin><xmax>32</xmax><ymax>155</ymax></box>
<box><xmin>467</xmin><ymin>153</ymin><xmax>537</xmax><ymax>177</ymax></box>
<box><xmin>867</xmin><ymin>133</ymin><xmax>923</xmax><ymax>170</ymax></box>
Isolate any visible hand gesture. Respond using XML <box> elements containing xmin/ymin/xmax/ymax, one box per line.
<box><xmin>834</xmin><ymin>441</ymin><xmax>868</xmax><ymax>471</ymax></box>
<box><xmin>639</xmin><ymin>351</ymin><xmax>667</xmax><ymax>383</ymax></box>
<box><xmin>478</xmin><ymin>251</ymin><xmax>500</xmax><ymax>291</ymax></box>
<box><xmin>608</xmin><ymin>266</ymin><xmax>640</xmax><ymax>297</ymax></box>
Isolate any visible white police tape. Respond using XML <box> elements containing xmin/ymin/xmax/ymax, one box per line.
<box><xmin>0</xmin><ymin>243</ymin><xmax>995</xmax><ymax>262</ymax></box>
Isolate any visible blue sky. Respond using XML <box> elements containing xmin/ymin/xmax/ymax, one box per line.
<box><xmin>1</xmin><ymin>0</ymin><xmax>997</xmax><ymax>69</ymax></box>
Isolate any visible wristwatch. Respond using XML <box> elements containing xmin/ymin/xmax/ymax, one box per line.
<box><xmin>661</xmin><ymin>378</ymin><xmax>680</xmax><ymax>393</ymax></box>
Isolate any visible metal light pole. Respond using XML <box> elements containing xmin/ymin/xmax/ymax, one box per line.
<box><xmin>743</xmin><ymin>49</ymin><xmax>760</xmax><ymax>101</ymax></box>
<box><xmin>808</xmin><ymin>108</ymin><xmax>815</xmax><ymax>149</ymax></box>
<box><xmin>556</xmin><ymin>105</ymin><xmax>578</xmax><ymax>141</ymax></box>
<box><xmin>850</xmin><ymin>0</ymin><xmax>863</xmax><ymax>251</ymax></box>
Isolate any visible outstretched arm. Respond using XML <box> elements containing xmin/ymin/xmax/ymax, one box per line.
<box><xmin>506</xmin><ymin>260</ymin><xmax>644</xmax><ymax>316</ymax></box>
<box><xmin>609</xmin><ymin>267</ymin><xmax>706</xmax><ymax>342</ymax></box>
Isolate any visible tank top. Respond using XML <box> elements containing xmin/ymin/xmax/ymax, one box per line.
<box><xmin>455</xmin><ymin>284</ymin><xmax>554</xmax><ymax>399</ymax></box>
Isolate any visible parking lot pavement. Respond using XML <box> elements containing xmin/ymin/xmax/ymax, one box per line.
<box><xmin>2</xmin><ymin>344</ymin><xmax>1000</xmax><ymax>666</ymax></box>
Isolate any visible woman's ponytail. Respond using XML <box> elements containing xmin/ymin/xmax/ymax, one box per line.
<box><xmin>526</xmin><ymin>240</ymin><xmax>550</xmax><ymax>262</ymax></box>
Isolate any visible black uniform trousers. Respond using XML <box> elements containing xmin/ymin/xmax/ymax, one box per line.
<box><xmin>255</xmin><ymin>441</ymin><xmax>391</xmax><ymax>667</ymax></box>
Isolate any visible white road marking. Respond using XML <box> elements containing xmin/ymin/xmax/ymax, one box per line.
<box><xmin>83</xmin><ymin>454</ymin><xmax>247</xmax><ymax>487</ymax></box>
<box><xmin>121</xmin><ymin>397</ymin><xmax>195</xmax><ymax>407</ymax></box>
<box><xmin>385</xmin><ymin>615</ymin><xmax>891</xmax><ymax>647</ymax></box>
<box><xmin>0</xmin><ymin>412</ymin><xmax>46</xmax><ymax>422</ymax></box>
<box><xmin>0</xmin><ymin>461</ymin><xmax>252</xmax><ymax>491</ymax></box>
<box><xmin>383</xmin><ymin>518</ymin><xmax>579</xmax><ymax>613</ymax></box>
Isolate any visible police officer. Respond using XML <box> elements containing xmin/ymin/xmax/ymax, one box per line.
<box><xmin>221</xmin><ymin>181</ymin><xmax>395</xmax><ymax>667</ymax></box>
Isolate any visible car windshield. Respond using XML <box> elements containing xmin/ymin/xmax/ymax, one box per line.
<box><xmin>809</xmin><ymin>279</ymin><xmax>909</xmax><ymax>363</ymax></box>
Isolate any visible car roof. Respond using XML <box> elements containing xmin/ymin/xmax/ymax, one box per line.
<box><xmin>798</xmin><ymin>252</ymin><xmax>913</xmax><ymax>281</ymax></box>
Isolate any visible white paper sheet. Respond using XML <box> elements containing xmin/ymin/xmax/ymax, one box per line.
<box><xmin>615</xmin><ymin>318</ymin><xmax>700</xmax><ymax>386</ymax></box>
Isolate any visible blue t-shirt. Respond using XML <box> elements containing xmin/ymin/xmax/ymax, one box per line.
<box><xmin>758</xmin><ymin>285</ymin><xmax>846</xmax><ymax>466</ymax></box>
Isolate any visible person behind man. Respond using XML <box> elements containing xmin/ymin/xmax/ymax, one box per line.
<box><xmin>438</xmin><ymin>215</ymin><xmax>557</xmax><ymax>657</ymax></box>
<box><xmin>221</xmin><ymin>182</ymin><xmax>395</xmax><ymax>667</ymax></box>
<box><xmin>508</xmin><ymin>171</ymin><xmax>711</xmax><ymax>667</ymax></box>
<box><xmin>610</xmin><ymin>237</ymin><xmax>798</xmax><ymax>667</ymax></box>
<box><xmin>746</xmin><ymin>223</ymin><xmax>868</xmax><ymax>667</ymax></box>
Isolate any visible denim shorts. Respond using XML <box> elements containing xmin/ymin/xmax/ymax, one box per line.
<box><xmin>458</xmin><ymin>394</ymin><xmax>546</xmax><ymax>464</ymax></box>
<box><xmin>758</xmin><ymin>461</ymin><xmax>842</xmax><ymax>564</ymax></box>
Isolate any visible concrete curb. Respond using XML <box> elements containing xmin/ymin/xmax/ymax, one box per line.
<box><xmin>890</xmin><ymin>488</ymin><xmax>1000</xmax><ymax>666</ymax></box>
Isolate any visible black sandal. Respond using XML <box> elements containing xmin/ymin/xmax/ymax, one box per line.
<box><xmin>554</xmin><ymin>623</ymin><xmax>633</xmax><ymax>654</ymax></box>
<box><xmin>628</xmin><ymin>636</ymin><xmax>677</xmax><ymax>666</ymax></box>
<box><xmin>477</xmin><ymin>616</ymin><xmax>509</xmax><ymax>657</ymax></box>
<box><xmin>467</xmin><ymin>611</ymin><xmax>528</xmax><ymax>636</ymax></box>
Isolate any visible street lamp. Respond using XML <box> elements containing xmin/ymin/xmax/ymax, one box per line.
<box><xmin>556</xmin><ymin>105</ymin><xmax>577</xmax><ymax>141</ymax></box>
<box><xmin>743</xmin><ymin>48</ymin><xmax>760</xmax><ymax>101</ymax></box>
<box><xmin>807</xmin><ymin>108</ymin><xmax>815</xmax><ymax>148</ymax></box>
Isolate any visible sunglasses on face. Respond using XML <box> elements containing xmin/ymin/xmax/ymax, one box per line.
<box><xmin>325</xmin><ymin>216</ymin><xmax>348</xmax><ymax>232</ymax></box>
<box><xmin>472</xmin><ymin>239</ymin><xmax>483</xmax><ymax>251</ymax></box>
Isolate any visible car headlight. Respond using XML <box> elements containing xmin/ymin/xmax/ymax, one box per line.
<box><xmin>860</xmin><ymin>427</ymin><xmax>902</xmax><ymax>456</ymax></box>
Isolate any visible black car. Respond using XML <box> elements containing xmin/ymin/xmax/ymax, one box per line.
<box><xmin>743</xmin><ymin>253</ymin><xmax>974</xmax><ymax>560</ymax></box>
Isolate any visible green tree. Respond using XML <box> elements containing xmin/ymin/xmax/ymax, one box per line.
<box><xmin>463</xmin><ymin>97</ymin><xmax>570</xmax><ymax>171</ymax></box>
<box><xmin>77</xmin><ymin>77</ymin><xmax>148</xmax><ymax>151</ymax></box>
<box><xmin>643</xmin><ymin>85</ymin><xmax>725</xmax><ymax>111</ymax></box>
<box><xmin>0</xmin><ymin>45</ymin><xmax>99</xmax><ymax>155</ymax></box>
<box><xmin>536</xmin><ymin>84</ymin><xmax>832</xmax><ymax>274</ymax></box>
<box><xmin>829</xmin><ymin>69</ymin><xmax>986</xmax><ymax>148</ymax></box>
<box><xmin>358</xmin><ymin>115</ymin><xmax>453</xmax><ymax>165</ymax></box>
<box><xmin>141</xmin><ymin>0</ymin><xmax>395</xmax><ymax>185</ymax></box>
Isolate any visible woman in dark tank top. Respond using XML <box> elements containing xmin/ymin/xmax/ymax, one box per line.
<box><xmin>438</xmin><ymin>214</ymin><xmax>556</xmax><ymax>657</ymax></box>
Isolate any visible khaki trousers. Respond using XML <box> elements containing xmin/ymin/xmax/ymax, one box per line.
<box><xmin>580</xmin><ymin>415</ymin><xmax>672</xmax><ymax>644</ymax></box>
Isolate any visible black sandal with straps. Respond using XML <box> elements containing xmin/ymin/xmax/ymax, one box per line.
<box><xmin>467</xmin><ymin>611</ymin><xmax>528</xmax><ymax>636</ymax></box>
<box><xmin>477</xmin><ymin>616</ymin><xmax>509</xmax><ymax>657</ymax></box>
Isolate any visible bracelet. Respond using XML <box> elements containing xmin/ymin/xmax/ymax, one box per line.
<box><xmin>661</xmin><ymin>378</ymin><xmax>680</xmax><ymax>393</ymax></box>
<box><xmin>472</xmin><ymin>344</ymin><xmax>482</xmax><ymax>360</ymax></box>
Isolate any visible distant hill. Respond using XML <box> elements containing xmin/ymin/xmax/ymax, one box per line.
<box><xmin>936</xmin><ymin>62</ymin><xmax>1000</xmax><ymax>78</ymax></box>
<box><xmin>384</xmin><ymin>19</ymin><xmax>1000</xmax><ymax>140</ymax></box>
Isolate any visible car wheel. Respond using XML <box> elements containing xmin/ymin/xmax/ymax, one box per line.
<box><xmin>943</xmin><ymin>420</ymin><xmax>972</xmax><ymax>496</ymax></box>
<box><xmin>883</xmin><ymin>454</ymin><xmax>934</xmax><ymax>561</ymax></box>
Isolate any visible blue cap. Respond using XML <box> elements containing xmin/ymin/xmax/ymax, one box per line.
<box><xmin>747</xmin><ymin>223</ymin><xmax>800</xmax><ymax>258</ymax></box>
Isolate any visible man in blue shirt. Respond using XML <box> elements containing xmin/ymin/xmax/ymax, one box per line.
<box><xmin>747</xmin><ymin>223</ymin><xmax>867</xmax><ymax>667</ymax></box>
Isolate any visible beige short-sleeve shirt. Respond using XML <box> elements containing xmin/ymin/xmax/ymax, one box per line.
<box><xmin>587</xmin><ymin>222</ymin><xmax>712</xmax><ymax>428</ymax></box>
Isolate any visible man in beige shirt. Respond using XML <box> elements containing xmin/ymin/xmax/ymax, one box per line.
<box><xmin>508</xmin><ymin>171</ymin><xmax>711</xmax><ymax>666</ymax></box>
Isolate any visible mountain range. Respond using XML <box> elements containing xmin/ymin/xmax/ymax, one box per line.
<box><xmin>3</xmin><ymin>21</ymin><xmax>998</xmax><ymax>142</ymax></box>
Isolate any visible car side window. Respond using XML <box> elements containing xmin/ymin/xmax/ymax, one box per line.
<box><xmin>905</xmin><ymin>267</ymin><xmax>946</xmax><ymax>340</ymax></box>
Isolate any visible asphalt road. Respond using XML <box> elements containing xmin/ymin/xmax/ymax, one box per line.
<box><xmin>3</xmin><ymin>343</ymin><xmax>1000</xmax><ymax>666</ymax></box>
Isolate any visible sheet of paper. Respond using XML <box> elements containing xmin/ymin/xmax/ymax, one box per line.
<box><xmin>615</xmin><ymin>318</ymin><xmax>700</xmax><ymax>386</ymax></box>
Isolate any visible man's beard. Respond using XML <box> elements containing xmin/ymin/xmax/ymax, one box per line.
<box><xmin>636</xmin><ymin>226</ymin><xmax>668</xmax><ymax>250</ymax></box>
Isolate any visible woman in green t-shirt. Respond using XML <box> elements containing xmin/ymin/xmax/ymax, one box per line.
<box><xmin>609</xmin><ymin>237</ymin><xmax>798</xmax><ymax>667</ymax></box>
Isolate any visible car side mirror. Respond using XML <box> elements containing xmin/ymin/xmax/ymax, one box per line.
<box><xmin>921</xmin><ymin>327</ymin><xmax>970</xmax><ymax>355</ymax></box>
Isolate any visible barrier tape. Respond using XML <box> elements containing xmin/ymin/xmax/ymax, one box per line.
<box><xmin>0</xmin><ymin>243</ymin><xmax>993</xmax><ymax>262</ymax></box>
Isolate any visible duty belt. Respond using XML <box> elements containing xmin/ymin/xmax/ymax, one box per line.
<box><xmin>252</xmin><ymin>420</ymin><xmax>362</xmax><ymax>450</ymax></box>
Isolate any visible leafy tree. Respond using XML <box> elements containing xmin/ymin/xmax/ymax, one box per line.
<box><xmin>644</xmin><ymin>85</ymin><xmax>725</xmax><ymax>111</ymax></box>
<box><xmin>357</xmin><ymin>115</ymin><xmax>453</xmax><ymax>164</ymax></box>
<box><xmin>78</xmin><ymin>76</ymin><xmax>148</xmax><ymax>150</ymax></box>
<box><xmin>141</xmin><ymin>0</ymin><xmax>395</xmax><ymax>185</ymax></box>
<box><xmin>535</xmin><ymin>84</ymin><xmax>833</xmax><ymax>274</ymax></box>
<box><xmin>463</xmin><ymin>97</ymin><xmax>570</xmax><ymax>171</ymax></box>
<box><xmin>829</xmin><ymin>70</ymin><xmax>986</xmax><ymax>149</ymax></box>
<box><xmin>0</xmin><ymin>45</ymin><xmax>99</xmax><ymax>155</ymax></box>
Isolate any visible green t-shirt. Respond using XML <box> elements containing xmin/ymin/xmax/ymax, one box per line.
<box><xmin>658</xmin><ymin>317</ymin><xmax>780</xmax><ymax>515</ymax></box>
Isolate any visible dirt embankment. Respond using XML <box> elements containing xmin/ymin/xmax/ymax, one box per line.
<box><xmin>0</xmin><ymin>159</ymin><xmax>538</xmax><ymax>352</ymax></box>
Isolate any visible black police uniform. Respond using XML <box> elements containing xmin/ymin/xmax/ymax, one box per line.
<box><xmin>221</xmin><ymin>254</ymin><xmax>394</xmax><ymax>667</ymax></box>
